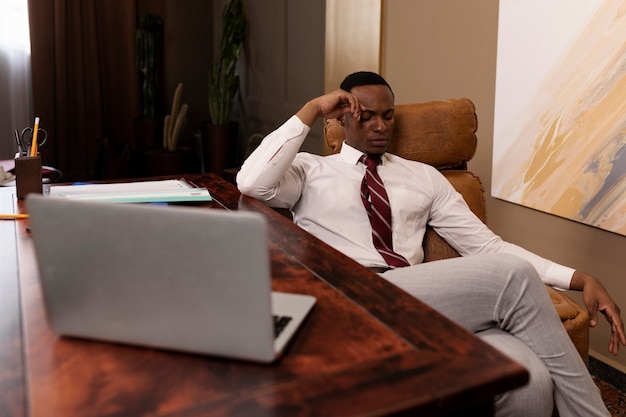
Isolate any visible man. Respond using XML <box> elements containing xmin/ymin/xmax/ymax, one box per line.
<box><xmin>237</xmin><ymin>71</ymin><xmax>625</xmax><ymax>416</ymax></box>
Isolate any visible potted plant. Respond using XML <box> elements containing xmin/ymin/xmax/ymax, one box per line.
<box><xmin>202</xmin><ymin>0</ymin><xmax>246</xmax><ymax>176</ymax></box>
<box><xmin>143</xmin><ymin>82</ymin><xmax>193</xmax><ymax>176</ymax></box>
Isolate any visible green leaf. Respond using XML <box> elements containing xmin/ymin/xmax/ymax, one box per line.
<box><xmin>208</xmin><ymin>0</ymin><xmax>245</xmax><ymax>125</ymax></box>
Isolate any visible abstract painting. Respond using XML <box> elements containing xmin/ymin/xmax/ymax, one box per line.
<box><xmin>492</xmin><ymin>0</ymin><xmax>626</xmax><ymax>235</ymax></box>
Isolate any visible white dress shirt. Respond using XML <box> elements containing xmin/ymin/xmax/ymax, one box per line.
<box><xmin>237</xmin><ymin>115</ymin><xmax>574</xmax><ymax>289</ymax></box>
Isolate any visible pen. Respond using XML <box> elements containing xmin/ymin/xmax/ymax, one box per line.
<box><xmin>0</xmin><ymin>213</ymin><xmax>29</xmax><ymax>220</ymax></box>
<box><xmin>29</xmin><ymin>117</ymin><xmax>40</xmax><ymax>157</ymax></box>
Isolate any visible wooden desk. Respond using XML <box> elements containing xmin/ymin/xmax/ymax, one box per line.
<box><xmin>0</xmin><ymin>174</ymin><xmax>527</xmax><ymax>417</ymax></box>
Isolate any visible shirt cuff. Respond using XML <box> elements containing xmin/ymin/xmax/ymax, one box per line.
<box><xmin>545</xmin><ymin>263</ymin><xmax>575</xmax><ymax>290</ymax></box>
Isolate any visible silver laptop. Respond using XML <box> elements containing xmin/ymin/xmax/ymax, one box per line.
<box><xmin>26</xmin><ymin>194</ymin><xmax>316</xmax><ymax>363</ymax></box>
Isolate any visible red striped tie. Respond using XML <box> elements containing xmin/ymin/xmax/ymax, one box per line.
<box><xmin>359</xmin><ymin>155</ymin><xmax>410</xmax><ymax>268</ymax></box>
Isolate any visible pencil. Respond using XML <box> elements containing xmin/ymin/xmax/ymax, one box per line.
<box><xmin>29</xmin><ymin>117</ymin><xmax>40</xmax><ymax>157</ymax></box>
<box><xmin>0</xmin><ymin>213</ymin><xmax>29</xmax><ymax>220</ymax></box>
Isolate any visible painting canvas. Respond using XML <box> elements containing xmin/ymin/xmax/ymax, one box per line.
<box><xmin>492</xmin><ymin>0</ymin><xmax>626</xmax><ymax>235</ymax></box>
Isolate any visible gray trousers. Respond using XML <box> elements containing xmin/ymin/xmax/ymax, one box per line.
<box><xmin>381</xmin><ymin>253</ymin><xmax>609</xmax><ymax>417</ymax></box>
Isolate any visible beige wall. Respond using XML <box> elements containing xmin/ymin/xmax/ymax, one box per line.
<box><xmin>381</xmin><ymin>0</ymin><xmax>626</xmax><ymax>371</ymax></box>
<box><xmin>325</xmin><ymin>0</ymin><xmax>381</xmax><ymax>93</ymax></box>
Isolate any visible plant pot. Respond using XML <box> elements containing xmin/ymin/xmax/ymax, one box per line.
<box><xmin>201</xmin><ymin>121</ymin><xmax>238</xmax><ymax>177</ymax></box>
<box><xmin>142</xmin><ymin>147</ymin><xmax>193</xmax><ymax>177</ymax></box>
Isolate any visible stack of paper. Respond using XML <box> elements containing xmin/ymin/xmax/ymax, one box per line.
<box><xmin>49</xmin><ymin>179</ymin><xmax>212</xmax><ymax>204</ymax></box>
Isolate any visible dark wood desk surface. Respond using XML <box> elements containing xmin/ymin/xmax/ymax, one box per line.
<box><xmin>0</xmin><ymin>173</ymin><xmax>527</xmax><ymax>417</ymax></box>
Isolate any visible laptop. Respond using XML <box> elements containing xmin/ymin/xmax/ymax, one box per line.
<box><xmin>26</xmin><ymin>194</ymin><xmax>316</xmax><ymax>363</ymax></box>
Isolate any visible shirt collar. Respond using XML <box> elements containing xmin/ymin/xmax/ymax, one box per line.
<box><xmin>339</xmin><ymin>141</ymin><xmax>388</xmax><ymax>166</ymax></box>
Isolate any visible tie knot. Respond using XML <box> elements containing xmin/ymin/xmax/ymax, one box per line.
<box><xmin>360</xmin><ymin>154</ymin><xmax>381</xmax><ymax>170</ymax></box>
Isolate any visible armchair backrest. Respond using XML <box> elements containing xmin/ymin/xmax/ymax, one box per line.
<box><xmin>323</xmin><ymin>98</ymin><xmax>487</xmax><ymax>261</ymax></box>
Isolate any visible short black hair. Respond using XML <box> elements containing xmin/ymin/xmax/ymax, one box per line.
<box><xmin>339</xmin><ymin>71</ymin><xmax>394</xmax><ymax>97</ymax></box>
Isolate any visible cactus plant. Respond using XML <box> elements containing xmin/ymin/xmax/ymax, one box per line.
<box><xmin>163</xmin><ymin>82</ymin><xmax>188</xmax><ymax>151</ymax></box>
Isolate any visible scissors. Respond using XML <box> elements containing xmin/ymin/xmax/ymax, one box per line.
<box><xmin>15</xmin><ymin>126</ymin><xmax>48</xmax><ymax>156</ymax></box>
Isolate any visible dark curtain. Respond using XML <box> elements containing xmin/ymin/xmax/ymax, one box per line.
<box><xmin>27</xmin><ymin>0</ymin><xmax>162</xmax><ymax>181</ymax></box>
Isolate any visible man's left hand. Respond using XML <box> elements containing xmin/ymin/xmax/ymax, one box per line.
<box><xmin>572</xmin><ymin>271</ymin><xmax>626</xmax><ymax>355</ymax></box>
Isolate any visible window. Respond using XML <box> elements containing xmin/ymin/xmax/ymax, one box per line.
<box><xmin>0</xmin><ymin>0</ymin><xmax>33</xmax><ymax>159</ymax></box>
<box><xmin>0</xmin><ymin>0</ymin><xmax>31</xmax><ymax>53</ymax></box>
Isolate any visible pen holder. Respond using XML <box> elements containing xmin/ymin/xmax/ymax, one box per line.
<box><xmin>15</xmin><ymin>155</ymin><xmax>43</xmax><ymax>199</ymax></box>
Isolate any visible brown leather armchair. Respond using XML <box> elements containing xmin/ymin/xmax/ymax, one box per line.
<box><xmin>323</xmin><ymin>98</ymin><xmax>590</xmax><ymax>364</ymax></box>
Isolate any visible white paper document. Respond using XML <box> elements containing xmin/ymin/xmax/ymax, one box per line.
<box><xmin>49</xmin><ymin>179</ymin><xmax>212</xmax><ymax>204</ymax></box>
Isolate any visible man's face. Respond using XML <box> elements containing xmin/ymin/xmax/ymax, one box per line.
<box><xmin>342</xmin><ymin>84</ymin><xmax>395</xmax><ymax>156</ymax></box>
